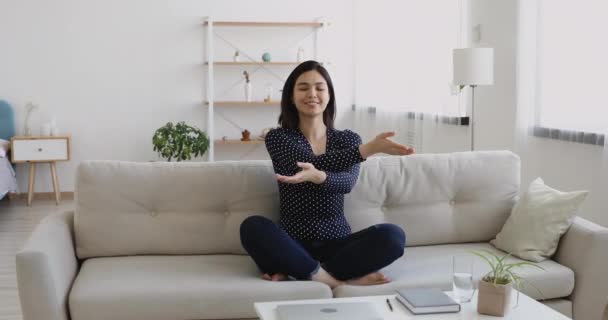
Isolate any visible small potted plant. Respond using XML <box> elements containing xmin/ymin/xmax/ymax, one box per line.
<box><xmin>470</xmin><ymin>250</ymin><xmax>544</xmax><ymax>317</ymax></box>
<box><xmin>152</xmin><ymin>121</ymin><xmax>209</xmax><ymax>162</ymax></box>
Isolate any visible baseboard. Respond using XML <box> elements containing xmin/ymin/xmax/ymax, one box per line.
<box><xmin>7</xmin><ymin>192</ymin><xmax>74</xmax><ymax>201</ymax></box>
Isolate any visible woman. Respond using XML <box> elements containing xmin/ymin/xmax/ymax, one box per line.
<box><xmin>240</xmin><ymin>60</ymin><xmax>414</xmax><ymax>288</ymax></box>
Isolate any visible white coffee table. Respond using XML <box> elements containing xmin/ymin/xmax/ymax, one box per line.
<box><xmin>254</xmin><ymin>290</ymin><xmax>570</xmax><ymax>320</ymax></box>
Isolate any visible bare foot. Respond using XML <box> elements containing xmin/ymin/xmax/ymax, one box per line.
<box><xmin>346</xmin><ymin>272</ymin><xmax>391</xmax><ymax>286</ymax></box>
<box><xmin>311</xmin><ymin>267</ymin><xmax>344</xmax><ymax>289</ymax></box>
<box><xmin>261</xmin><ymin>273</ymin><xmax>288</xmax><ymax>281</ymax></box>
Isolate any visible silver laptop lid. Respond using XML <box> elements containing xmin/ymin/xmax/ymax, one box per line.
<box><xmin>276</xmin><ymin>302</ymin><xmax>382</xmax><ymax>320</ymax></box>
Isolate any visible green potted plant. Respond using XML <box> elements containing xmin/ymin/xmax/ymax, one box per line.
<box><xmin>470</xmin><ymin>250</ymin><xmax>544</xmax><ymax>317</ymax></box>
<box><xmin>152</xmin><ymin>122</ymin><xmax>209</xmax><ymax>162</ymax></box>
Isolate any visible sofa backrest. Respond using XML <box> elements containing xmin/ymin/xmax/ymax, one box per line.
<box><xmin>74</xmin><ymin>151</ymin><xmax>520</xmax><ymax>259</ymax></box>
<box><xmin>345</xmin><ymin>151</ymin><xmax>520</xmax><ymax>246</ymax></box>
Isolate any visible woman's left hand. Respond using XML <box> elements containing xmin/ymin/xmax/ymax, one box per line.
<box><xmin>276</xmin><ymin>162</ymin><xmax>326</xmax><ymax>184</ymax></box>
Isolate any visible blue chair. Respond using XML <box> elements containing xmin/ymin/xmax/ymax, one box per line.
<box><xmin>0</xmin><ymin>100</ymin><xmax>17</xmax><ymax>199</ymax></box>
<box><xmin>0</xmin><ymin>100</ymin><xmax>16</xmax><ymax>140</ymax></box>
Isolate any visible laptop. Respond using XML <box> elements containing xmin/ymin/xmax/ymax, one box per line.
<box><xmin>276</xmin><ymin>302</ymin><xmax>382</xmax><ymax>320</ymax></box>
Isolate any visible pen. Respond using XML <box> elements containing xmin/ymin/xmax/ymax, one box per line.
<box><xmin>386</xmin><ymin>298</ymin><xmax>393</xmax><ymax>312</ymax></box>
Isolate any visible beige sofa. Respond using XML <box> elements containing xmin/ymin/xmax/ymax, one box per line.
<box><xmin>16</xmin><ymin>151</ymin><xmax>608</xmax><ymax>320</ymax></box>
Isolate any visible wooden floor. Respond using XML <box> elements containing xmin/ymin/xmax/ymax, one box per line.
<box><xmin>0</xmin><ymin>198</ymin><xmax>73</xmax><ymax>320</ymax></box>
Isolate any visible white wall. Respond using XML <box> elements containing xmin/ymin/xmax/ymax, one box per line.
<box><xmin>2</xmin><ymin>0</ymin><xmax>605</xmax><ymax>227</ymax></box>
<box><xmin>0</xmin><ymin>0</ymin><xmax>354</xmax><ymax>191</ymax></box>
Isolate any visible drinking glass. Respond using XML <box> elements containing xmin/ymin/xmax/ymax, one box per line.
<box><xmin>452</xmin><ymin>255</ymin><xmax>475</xmax><ymax>303</ymax></box>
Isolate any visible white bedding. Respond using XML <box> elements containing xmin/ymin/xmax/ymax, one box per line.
<box><xmin>0</xmin><ymin>156</ymin><xmax>18</xmax><ymax>199</ymax></box>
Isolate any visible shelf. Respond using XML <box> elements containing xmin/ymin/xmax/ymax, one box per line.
<box><xmin>205</xmin><ymin>61</ymin><xmax>299</xmax><ymax>66</ymax></box>
<box><xmin>215</xmin><ymin>139</ymin><xmax>265</xmax><ymax>145</ymax></box>
<box><xmin>205</xmin><ymin>101</ymin><xmax>280</xmax><ymax>107</ymax></box>
<box><xmin>203</xmin><ymin>21</ymin><xmax>324</xmax><ymax>28</ymax></box>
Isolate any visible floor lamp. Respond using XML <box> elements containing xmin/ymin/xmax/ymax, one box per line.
<box><xmin>453</xmin><ymin>48</ymin><xmax>494</xmax><ymax>151</ymax></box>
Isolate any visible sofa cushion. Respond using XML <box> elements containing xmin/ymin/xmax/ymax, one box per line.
<box><xmin>75</xmin><ymin>160</ymin><xmax>280</xmax><ymax>259</ymax></box>
<box><xmin>345</xmin><ymin>151</ymin><xmax>520</xmax><ymax>246</ymax></box>
<box><xmin>333</xmin><ymin>243</ymin><xmax>574</xmax><ymax>301</ymax></box>
<box><xmin>491</xmin><ymin>177</ymin><xmax>589</xmax><ymax>262</ymax></box>
<box><xmin>69</xmin><ymin>255</ymin><xmax>332</xmax><ymax>320</ymax></box>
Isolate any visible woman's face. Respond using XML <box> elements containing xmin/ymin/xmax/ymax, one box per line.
<box><xmin>292</xmin><ymin>70</ymin><xmax>330</xmax><ymax>119</ymax></box>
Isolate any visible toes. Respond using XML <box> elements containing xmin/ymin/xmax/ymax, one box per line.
<box><xmin>273</xmin><ymin>273</ymin><xmax>288</xmax><ymax>281</ymax></box>
<box><xmin>265</xmin><ymin>273</ymin><xmax>288</xmax><ymax>281</ymax></box>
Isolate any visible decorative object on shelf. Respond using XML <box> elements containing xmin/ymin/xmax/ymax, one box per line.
<box><xmin>452</xmin><ymin>47</ymin><xmax>494</xmax><ymax>151</ymax></box>
<box><xmin>243</xmin><ymin>70</ymin><xmax>252</xmax><ymax>102</ymax></box>
<box><xmin>152</xmin><ymin>121</ymin><xmax>209</xmax><ymax>162</ymax></box>
<box><xmin>259</xmin><ymin>127</ymin><xmax>272</xmax><ymax>140</ymax></box>
<box><xmin>40</xmin><ymin>123</ymin><xmax>52</xmax><ymax>136</ymax></box>
<box><xmin>297</xmin><ymin>46</ymin><xmax>305</xmax><ymax>62</ymax></box>
<box><xmin>23</xmin><ymin>102</ymin><xmax>38</xmax><ymax>136</ymax></box>
<box><xmin>50</xmin><ymin>117</ymin><xmax>59</xmax><ymax>136</ymax></box>
<box><xmin>203</xmin><ymin>18</ymin><xmax>325</xmax><ymax>161</ymax></box>
<box><xmin>264</xmin><ymin>83</ymin><xmax>274</xmax><ymax>102</ymax></box>
<box><xmin>470</xmin><ymin>250</ymin><xmax>544</xmax><ymax>317</ymax></box>
<box><xmin>222</xmin><ymin>136</ymin><xmax>228</xmax><ymax>141</ymax></box>
<box><xmin>241</xmin><ymin>129</ymin><xmax>251</xmax><ymax>141</ymax></box>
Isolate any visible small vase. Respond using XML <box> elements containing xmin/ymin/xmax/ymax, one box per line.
<box><xmin>241</xmin><ymin>130</ymin><xmax>251</xmax><ymax>141</ymax></box>
<box><xmin>297</xmin><ymin>47</ymin><xmax>305</xmax><ymax>62</ymax></box>
<box><xmin>477</xmin><ymin>280</ymin><xmax>513</xmax><ymax>317</ymax></box>
<box><xmin>244</xmin><ymin>82</ymin><xmax>252</xmax><ymax>102</ymax></box>
<box><xmin>40</xmin><ymin>123</ymin><xmax>52</xmax><ymax>136</ymax></box>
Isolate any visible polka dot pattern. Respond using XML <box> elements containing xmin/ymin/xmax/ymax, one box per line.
<box><xmin>265</xmin><ymin>127</ymin><xmax>365</xmax><ymax>241</ymax></box>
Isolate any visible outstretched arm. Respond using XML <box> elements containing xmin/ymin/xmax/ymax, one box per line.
<box><xmin>266</xmin><ymin>129</ymin><xmax>414</xmax><ymax>173</ymax></box>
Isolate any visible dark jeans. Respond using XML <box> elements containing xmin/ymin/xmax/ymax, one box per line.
<box><xmin>239</xmin><ymin>215</ymin><xmax>406</xmax><ymax>281</ymax></box>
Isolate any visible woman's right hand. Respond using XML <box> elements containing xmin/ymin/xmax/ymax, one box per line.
<box><xmin>359</xmin><ymin>132</ymin><xmax>415</xmax><ymax>159</ymax></box>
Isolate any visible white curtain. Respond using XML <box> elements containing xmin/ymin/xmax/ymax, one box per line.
<box><xmin>346</xmin><ymin>0</ymin><xmax>468</xmax><ymax>154</ymax></box>
<box><xmin>352</xmin><ymin>0</ymin><xmax>465</xmax><ymax>116</ymax></box>
<box><xmin>338</xmin><ymin>106</ymin><xmax>423</xmax><ymax>152</ymax></box>
<box><xmin>337</xmin><ymin>106</ymin><xmax>472</xmax><ymax>154</ymax></box>
<box><xmin>516</xmin><ymin>0</ymin><xmax>608</xmax><ymax>226</ymax></box>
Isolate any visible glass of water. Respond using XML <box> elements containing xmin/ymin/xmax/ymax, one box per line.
<box><xmin>452</xmin><ymin>255</ymin><xmax>475</xmax><ymax>303</ymax></box>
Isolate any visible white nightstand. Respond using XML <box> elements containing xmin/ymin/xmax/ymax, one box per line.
<box><xmin>10</xmin><ymin>135</ymin><xmax>71</xmax><ymax>206</ymax></box>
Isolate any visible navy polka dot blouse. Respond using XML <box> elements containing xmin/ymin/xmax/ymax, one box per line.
<box><xmin>265</xmin><ymin>127</ymin><xmax>366</xmax><ymax>241</ymax></box>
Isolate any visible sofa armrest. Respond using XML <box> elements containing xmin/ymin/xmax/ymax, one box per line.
<box><xmin>16</xmin><ymin>211</ymin><xmax>79</xmax><ymax>320</ymax></box>
<box><xmin>554</xmin><ymin>216</ymin><xmax>608</xmax><ymax>320</ymax></box>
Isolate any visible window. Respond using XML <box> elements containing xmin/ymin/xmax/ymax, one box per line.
<box><xmin>536</xmin><ymin>0</ymin><xmax>608</xmax><ymax>135</ymax></box>
<box><xmin>353</xmin><ymin>0</ymin><xmax>466</xmax><ymax>115</ymax></box>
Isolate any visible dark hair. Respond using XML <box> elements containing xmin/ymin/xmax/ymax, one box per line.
<box><xmin>278</xmin><ymin>60</ymin><xmax>336</xmax><ymax>130</ymax></box>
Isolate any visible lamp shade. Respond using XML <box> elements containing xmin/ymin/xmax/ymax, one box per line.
<box><xmin>453</xmin><ymin>48</ymin><xmax>494</xmax><ymax>86</ymax></box>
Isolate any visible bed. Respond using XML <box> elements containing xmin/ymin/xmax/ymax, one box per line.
<box><xmin>0</xmin><ymin>100</ymin><xmax>18</xmax><ymax>200</ymax></box>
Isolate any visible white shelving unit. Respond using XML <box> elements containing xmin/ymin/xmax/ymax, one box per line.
<box><xmin>203</xmin><ymin>18</ymin><xmax>326</xmax><ymax>161</ymax></box>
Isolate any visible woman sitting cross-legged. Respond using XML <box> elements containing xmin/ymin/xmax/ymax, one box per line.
<box><xmin>240</xmin><ymin>60</ymin><xmax>415</xmax><ymax>288</ymax></box>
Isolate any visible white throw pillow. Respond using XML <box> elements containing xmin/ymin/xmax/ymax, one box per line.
<box><xmin>491</xmin><ymin>177</ymin><xmax>588</xmax><ymax>262</ymax></box>
<box><xmin>0</xmin><ymin>139</ymin><xmax>10</xmax><ymax>158</ymax></box>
